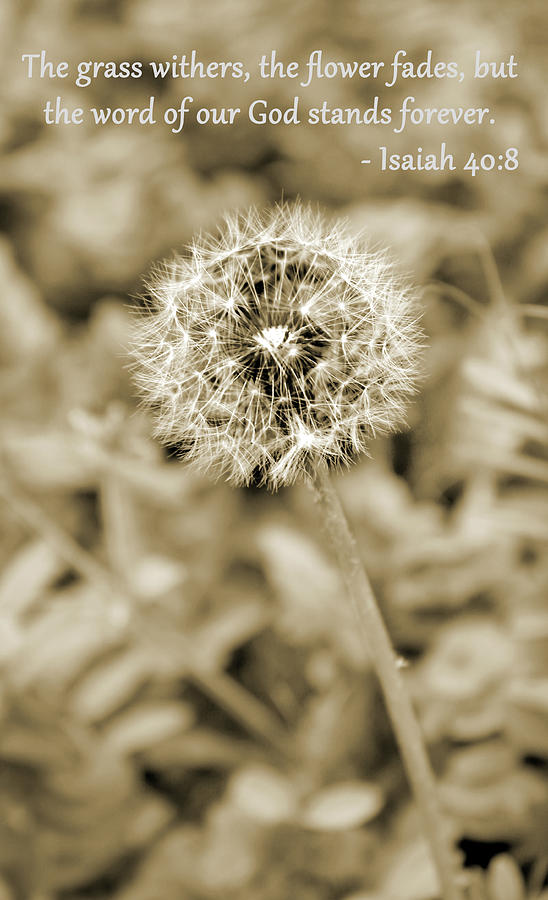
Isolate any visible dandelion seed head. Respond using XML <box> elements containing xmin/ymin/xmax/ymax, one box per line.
<box><xmin>130</xmin><ymin>203</ymin><xmax>423</xmax><ymax>489</ymax></box>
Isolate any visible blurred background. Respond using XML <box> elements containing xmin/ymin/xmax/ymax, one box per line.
<box><xmin>1</xmin><ymin>1</ymin><xmax>548</xmax><ymax>898</ymax></box>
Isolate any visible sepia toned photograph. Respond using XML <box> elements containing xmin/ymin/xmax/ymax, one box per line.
<box><xmin>0</xmin><ymin>1</ymin><xmax>547</xmax><ymax>898</ymax></box>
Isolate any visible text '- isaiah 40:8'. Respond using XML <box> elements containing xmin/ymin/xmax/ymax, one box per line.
<box><xmin>368</xmin><ymin>144</ymin><xmax>519</xmax><ymax>175</ymax></box>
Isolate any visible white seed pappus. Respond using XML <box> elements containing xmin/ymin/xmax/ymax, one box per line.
<box><xmin>131</xmin><ymin>204</ymin><xmax>423</xmax><ymax>489</ymax></box>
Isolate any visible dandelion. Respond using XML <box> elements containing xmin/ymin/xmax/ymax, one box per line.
<box><xmin>131</xmin><ymin>203</ymin><xmax>422</xmax><ymax>489</ymax></box>
<box><xmin>130</xmin><ymin>203</ymin><xmax>464</xmax><ymax>900</ymax></box>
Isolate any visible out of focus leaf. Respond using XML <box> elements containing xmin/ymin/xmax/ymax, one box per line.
<box><xmin>0</xmin><ymin>237</ymin><xmax>60</xmax><ymax>363</ymax></box>
<box><xmin>257</xmin><ymin>522</ymin><xmax>367</xmax><ymax>668</ymax></box>
<box><xmin>10</xmin><ymin>589</ymin><xmax>128</xmax><ymax>693</ymax></box>
<box><xmin>440</xmin><ymin>767</ymin><xmax>548</xmax><ymax>842</ymax></box>
<box><xmin>415</xmin><ymin>618</ymin><xmax>512</xmax><ymax>741</ymax></box>
<box><xmin>486</xmin><ymin>854</ymin><xmax>526</xmax><ymax>900</ymax></box>
<box><xmin>0</xmin><ymin>540</ymin><xmax>63</xmax><ymax>618</ymax></box>
<box><xmin>142</xmin><ymin>729</ymin><xmax>259</xmax><ymax>770</ymax></box>
<box><xmin>43</xmin><ymin>749</ymin><xmax>133</xmax><ymax>805</ymax></box>
<box><xmin>124</xmin><ymin>793</ymin><xmax>176</xmax><ymax>851</ymax></box>
<box><xmin>443</xmin><ymin>741</ymin><xmax>517</xmax><ymax>788</ymax></box>
<box><xmin>346</xmin><ymin>199</ymin><xmax>476</xmax><ymax>280</ymax></box>
<box><xmin>128</xmin><ymin>555</ymin><xmax>187</xmax><ymax>600</ymax></box>
<box><xmin>380</xmin><ymin>838</ymin><xmax>439</xmax><ymax>900</ymax></box>
<box><xmin>102</xmin><ymin>701</ymin><xmax>195</xmax><ymax>756</ymax></box>
<box><xmin>2</xmin><ymin>429</ymin><xmax>101</xmax><ymax>490</ymax></box>
<box><xmin>228</xmin><ymin>764</ymin><xmax>297</xmax><ymax>825</ymax></box>
<box><xmin>191</xmin><ymin>601</ymin><xmax>271</xmax><ymax>673</ymax></box>
<box><xmin>299</xmin><ymin>781</ymin><xmax>384</xmax><ymax>832</ymax></box>
<box><xmin>0</xmin><ymin>727</ymin><xmax>77</xmax><ymax>769</ymax></box>
<box><xmin>69</xmin><ymin>647</ymin><xmax>156</xmax><ymax>723</ymax></box>
<box><xmin>340</xmin><ymin>893</ymin><xmax>382</xmax><ymax>900</ymax></box>
<box><xmin>461</xmin><ymin>356</ymin><xmax>541</xmax><ymax>414</ymax></box>
<box><xmin>507</xmin><ymin>678</ymin><xmax>548</xmax><ymax>756</ymax></box>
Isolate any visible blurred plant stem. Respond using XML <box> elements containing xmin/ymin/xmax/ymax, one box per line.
<box><xmin>313</xmin><ymin>464</ymin><xmax>464</xmax><ymax>900</ymax></box>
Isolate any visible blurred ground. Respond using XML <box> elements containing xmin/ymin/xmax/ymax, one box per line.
<box><xmin>1</xmin><ymin>1</ymin><xmax>548</xmax><ymax>899</ymax></box>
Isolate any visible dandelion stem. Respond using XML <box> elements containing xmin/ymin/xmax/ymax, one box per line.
<box><xmin>313</xmin><ymin>465</ymin><xmax>463</xmax><ymax>900</ymax></box>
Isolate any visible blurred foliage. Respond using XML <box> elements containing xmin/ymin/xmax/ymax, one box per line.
<box><xmin>1</xmin><ymin>0</ymin><xmax>548</xmax><ymax>898</ymax></box>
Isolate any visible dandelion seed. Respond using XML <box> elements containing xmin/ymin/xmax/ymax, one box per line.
<box><xmin>130</xmin><ymin>203</ymin><xmax>423</xmax><ymax>489</ymax></box>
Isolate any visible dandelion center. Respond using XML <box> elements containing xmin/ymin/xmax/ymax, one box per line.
<box><xmin>255</xmin><ymin>325</ymin><xmax>293</xmax><ymax>353</ymax></box>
